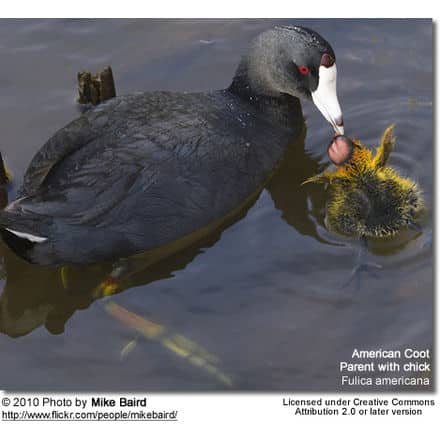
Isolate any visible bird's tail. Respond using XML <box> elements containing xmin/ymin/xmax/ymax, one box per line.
<box><xmin>0</xmin><ymin>155</ymin><xmax>49</xmax><ymax>261</ymax></box>
<box><xmin>0</xmin><ymin>213</ymin><xmax>49</xmax><ymax>266</ymax></box>
<box><xmin>0</xmin><ymin>210</ymin><xmax>48</xmax><ymax>243</ymax></box>
<box><xmin>0</xmin><ymin>210</ymin><xmax>50</xmax><ymax>263</ymax></box>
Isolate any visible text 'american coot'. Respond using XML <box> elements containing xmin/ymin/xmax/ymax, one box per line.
<box><xmin>0</xmin><ymin>25</ymin><xmax>343</xmax><ymax>265</ymax></box>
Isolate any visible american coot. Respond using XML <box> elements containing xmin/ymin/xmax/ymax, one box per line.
<box><xmin>0</xmin><ymin>25</ymin><xmax>343</xmax><ymax>265</ymax></box>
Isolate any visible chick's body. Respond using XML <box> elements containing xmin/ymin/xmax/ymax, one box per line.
<box><xmin>306</xmin><ymin>125</ymin><xmax>424</xmax><ymax>238</ymax></box>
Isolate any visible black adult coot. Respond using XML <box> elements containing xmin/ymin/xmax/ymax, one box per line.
<box><xmin>0</xmin><ymin>25</ymin><xmax>344</xmax><ymax>265</ymax></box>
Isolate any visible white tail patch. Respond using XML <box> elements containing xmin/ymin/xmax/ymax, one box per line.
<box><xmin>5</xmin><ymin>228</ymin><xmax>48</xmax><ymax>243</ymax></box>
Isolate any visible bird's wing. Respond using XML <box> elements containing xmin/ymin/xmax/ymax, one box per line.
<box><xmin>18</xmin><ymin>111</ymin><xmax>106</xmax><ymax>198</ymax></box>
<box><xmin>15</xmin><ymin>133</ymin><xmax>231</xmax><ymax>251</ymax></box>
<box><xmin>13</xmin><ymin>90</ymin><xmax>285</xmax><ymax>250</ymax></box>
<box><xmin>14</xmin><ymin>93</ymin><xmax>236</xmax><ymax>237</ymax></box>
<box><xmin>18</xmin><ymin>92</ymin><xmax>209</xmax><ymax>197</ymax></box>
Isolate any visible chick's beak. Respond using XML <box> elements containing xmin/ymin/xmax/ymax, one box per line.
<box><xmin>311</xmin><ymin>64</ymin><xmax>344</xmax><ymax>134</ymax></box>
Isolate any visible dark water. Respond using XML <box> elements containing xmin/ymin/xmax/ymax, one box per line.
<box><xmin>0</xmin><ymin>19</ymin><xmax>433</xmax><ymax>391</ymax></box>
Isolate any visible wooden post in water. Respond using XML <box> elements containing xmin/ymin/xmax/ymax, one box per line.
<box><xmin>77</xmin><ymin>66</ymin><xmax>116</xmax><ymax>105</ymax></box>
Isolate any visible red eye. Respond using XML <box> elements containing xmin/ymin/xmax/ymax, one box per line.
<box><xmin>298</xmin><ymin>65</ymin><xmax>310</xmax><ymax>75</ymax></box>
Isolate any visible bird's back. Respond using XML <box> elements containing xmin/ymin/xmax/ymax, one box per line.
<box><xmin>3</xmin><ymin>89</ymin><xmax>303</xmax><ymax>264</ymax></box>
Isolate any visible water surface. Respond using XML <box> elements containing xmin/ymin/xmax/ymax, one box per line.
<box><xmin>0</xmin><ymin>19</ymin><xmax>433</xmax><ymax>391</ymax></box>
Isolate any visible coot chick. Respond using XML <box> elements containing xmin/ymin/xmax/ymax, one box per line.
<box><xmin>0</xmin><ymin>25</ymin><xmax>343</xmax><ymax>265</ymax></box>
<box><xmin>304</xmin><ymin>125</ymin><xmax>424</xmax><ymax>238</ymax></box>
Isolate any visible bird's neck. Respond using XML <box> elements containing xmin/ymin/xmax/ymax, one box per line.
<box><xmin>227</xmin><ymin>58</ymin><xmax>301</xmax><ymax>127</ymax></box>
<box><xmin>228</xmin><ymin>55</ymin><xmax>279</xmax><ymax>99</ymax></box>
